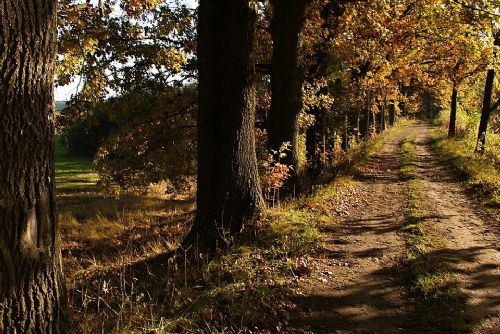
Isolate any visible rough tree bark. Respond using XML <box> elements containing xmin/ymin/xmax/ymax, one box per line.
<box><xmin>0</xmin><ymin>0</ymin><xmax>69</xmax><ymax>332</ymax></box>
<box><xmin>448</xmin><ymin>86</ymin><xmax>458</xmax><ymax>137</ymax></box>
<box><xmin>183</xmin><ymin>0</ymin><xmax>265</xmax><ymax>250</ymax></box>
<box><xmin>476</xmin><ymin>69</ymin><xmax>495</xmax><ymax>153</ymax></box>
<box><xmin>268</xmin><ymin>0</ymin><xmax>309</xmax><ymax>174</ymax></box>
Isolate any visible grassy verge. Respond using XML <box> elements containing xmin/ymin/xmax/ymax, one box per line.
<box><xmin>430</xmin><ymin>128</ymin><xmax>499</xmax><ymax>218</ymax></box>
<box><xmin>400</xmin><ymin>135</ymin><xmax>470</xmax><ymax>333</ymax></box>
<box><xmin>67</xmin><ymin>177</ymin><xmax>357</xmax><ymax>333</ymax></box>
<box><xmin>58</xmin><ymin>123</ymin><xmax>406</xmax><ymax>333</ymax></box>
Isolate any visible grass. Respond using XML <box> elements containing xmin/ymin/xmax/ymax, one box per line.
<box><xmin>432</xmin><ymin>111</ymin><xmax>499</xmax><ymax>218</ymax></box>
<box><xmin>430</xmin><ymin>128</ymin><xmax>500</xmax><ymax>215</ymax></box>
<box><xmin>61</xmin><ymin>178</ymin><xmax>357</xmax><ymax>333</ymax></box>
<box><xmin>55</xmin><ymin>122</ymin><xmax>406</xmax><ymax>333</ymax></box>
<box><xmin>55</xmin><ymin>136</ymin><xmax>98</xmax><ymax>191</ymax></box>
<box><xmin>399</xmin><ymin>134</ymin><xmax>470</xmax><ymax>333</ymax></box>
<box><xmin>322</xmin><ymin>118</ymin><xmax>415</xmax><ymax>181</ymax></box>
<box><xmin>399</xmin><ymin>134</ymin><xmax>418</xmax><ymax>180</ymax></box>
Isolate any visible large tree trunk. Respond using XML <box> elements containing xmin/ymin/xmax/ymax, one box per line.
<box><xmin>448</xmin><ymin>87</ymin><xmax>458</xmax><ymax>137</ymax></box>
<box><xmin>0</xmin><ymin>0</ymin><xmax>69</xmax><ymax>332</ymax></box>
<box><xmin>268</xmin><ymin>0</ymin><xmax>308</xmax><ymax>173</ymax></box>
<box><xmin>476</xmin><ymin>69</ymin><xmax>495</xmax><ymax>153</ymax></box>
<box><xmin>183</xmin><ymin>0</ymin><xmax>264</xmax><ymax>250</ymax></box>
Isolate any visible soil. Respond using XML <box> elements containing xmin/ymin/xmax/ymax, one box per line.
<box><xmin>292</xmin><ymin>123</ymin><xmax>500</xmax><ymax>334</ymax></box>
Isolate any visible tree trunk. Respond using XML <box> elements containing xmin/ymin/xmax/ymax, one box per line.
<box><xmin>183</xmin><ymin>0</ymin><xmax>264</xmax><ymax>250</ymax></box>
<box><xmin>268</xmin><ymin>0</ymin><xmax>308</xmax><ymax>172</ymax></box>
<box><xmin>476</xmin><ymin>69</ymin><xmax>495</xmax><ymax>153</ymax></box>
<box><xmin>448</xmin><ymin>87</ymin><xmax>458</xmax><ymax>137</ymax></box>
<box><xmin>305</xmin><ymin>105</ymin><xmax>326</xmax><ymax>181</ymax></box>
<box><xmin>366</xmin><ymin>103</ymin><xmax>371</xmax><ymax>138</ymax></box>
<box><xmin>389</xmin><ymin>102</ymin><xmax>396</xmax><ymax>126</ymax></box>
<box><xmin>380</xmin><ymin>110</ymin><xmax>385</xmax><ymax>131</ymax></box>
<box><xmin>380</xmin><ymin>102</ymin><xmax>386</xmax><ymax>132</ymax></box>
<box><xmin>0</xmin><ymin>0</ymin><xmax>69</xmax><ymax>332</ymax></box>
<box><xmin>371</xmin><ymin>109</ymin><xmax>377</xmax><ymax>134</ymax></box>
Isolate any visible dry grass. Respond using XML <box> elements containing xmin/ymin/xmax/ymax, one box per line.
<box><xmin>55</xmin><ymin>122</ymin><xmax>408</xmax><ymax>333</ymax></box>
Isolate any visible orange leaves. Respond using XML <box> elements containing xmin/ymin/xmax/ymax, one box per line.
<box><xmin>260</xmin><ymin>142</ymin><xmax>293</xmax><ymax>205</ymax></box>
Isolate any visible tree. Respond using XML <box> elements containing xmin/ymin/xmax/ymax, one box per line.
<box><xmin>476</xmin><ymin>68</ymin><xmax>495</xmax><ymax>151</ymax></box>
<box><xmin>183</xmin><ymin>0</ymin><xmax>265</xmax><ymax>250</ymax></box>
<box><xmin>267</xmin><ymin>0</ymin><xmax>310</xmax><ymax>178</ymax></box>
<box><xmin>0</xmin><ymin>0</ymin><xmax>69</xmax><ymax>332</ymax></box>
<box><xmin>476</xmin><ymin>32</ymin><xmax>500</xmax><ymax>152</ymax></box>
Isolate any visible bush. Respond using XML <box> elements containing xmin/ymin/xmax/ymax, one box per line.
<box><xmin>62</xmin><ymin>110</ymin><xmax>115</xmax><ymax>159</ymax></box>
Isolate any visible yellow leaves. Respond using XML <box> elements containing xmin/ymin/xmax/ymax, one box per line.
<box><xmin>303</xmin><ymin>79</ymin><xmax>334</xmax><ymax>112</ymax></box>
<box><xmin>56</xmin><ymin>53</ymin><xmax>83</xmax><ymax>85</ymax></box>
<box><xmin>156</xmin><ymin>49</ymin><xmax>188</xmax><ymax>73</ymax></box>
<box><xmin>82</xmin><ymin>37</ymin><xmax>99</xmax><ymax>55</ymax></box>
<box><xmin>122</xmin><ymin>0</ymin><xmax>162</xmax><ymax>15</ymax></box>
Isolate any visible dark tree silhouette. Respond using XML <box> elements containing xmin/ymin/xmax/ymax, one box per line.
<box><xmin>476</xmin><ymin>69</ymin><xmax>495</xmax><ymax>152</ymax></box>
<box><xmin>183</xmin><ymin>0</ymin><xmax>265</xmax><ymax>250</ymax></box>
<box><xmin>268</xmin><ymin>0</ymin><xmax>309</xmax><ymax>175</ymax></box>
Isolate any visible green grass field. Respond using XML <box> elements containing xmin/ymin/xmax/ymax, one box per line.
<box><xmin>54</xmin><ymin>136</ymin><xmax>98</xmax><ymax>192</ymax></box>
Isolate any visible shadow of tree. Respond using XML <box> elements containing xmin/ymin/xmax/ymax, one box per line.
<box><xmin>292</xmin><ymin>239</ymin><xmax>500</xmax><ymax>334</ymax></box>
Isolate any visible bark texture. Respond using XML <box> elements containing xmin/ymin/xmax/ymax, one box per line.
<box><xmin>268</xmin><ymin>0</ymin><xmax>308</xmax><ymax>170</ymax></box>
<box><xmin>476</xmin><ymin>69</ymin><xmax>495</xmax><ymax>153</ymax></box>
<box><xmin>184</xmin><ymin>0</ymin><xmax>264</xmax><ymax>250</ymax></box>
<box><xmin>0</xmin><ymin>0</ymin><xmax>68</xmax><ymax>332</ymax></box>
<box><xmin>448</xmin><ymin>87</ymin><xmax>458</xmax><ymax>138</ymax></box>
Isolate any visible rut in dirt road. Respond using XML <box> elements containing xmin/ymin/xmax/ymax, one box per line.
<box><xmin>293</xmin><ymin>127</ymin><xmax>418</xmax><ymax>334</ymax></box>
<box><xmin>293</xmin><ymin>124</ymin><xmax>500</xmax><ymax>334</ymax></box>
<box><xmin>412</xmin><ymin>124</ymin><xmax>500</xmax><ymax>334</ymax></box>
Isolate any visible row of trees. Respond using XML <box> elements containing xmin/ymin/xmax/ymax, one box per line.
<box><xmin>2</xmin><ymin>0</ymin><xmax>500</xmax><ymax>332</ymax></box>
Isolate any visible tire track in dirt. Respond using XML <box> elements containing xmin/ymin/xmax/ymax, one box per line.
<box><xmin>413</xmin><ymin>124</ymin><xmax>500</xmax><ymax>334</ymax></box>
<box><xmin>293</xmin><ymin>128</ymin><xmax>418</xmax><ymax>334</ymax></box>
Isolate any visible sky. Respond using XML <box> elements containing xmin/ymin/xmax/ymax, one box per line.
<box><xmin>55</xmin><ymin>0</ymin><xmax>198</xmax><ymax>101</ymax></box>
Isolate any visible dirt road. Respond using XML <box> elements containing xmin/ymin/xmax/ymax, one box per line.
<box><xmin>293</xmin><ymin>124</ymin><xmax>500</xmax><ymax>334</ymax></box>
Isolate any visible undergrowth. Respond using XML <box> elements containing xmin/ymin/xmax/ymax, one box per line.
<box><xmin>66</xmin><ymin>177</ymin><xmax>357</xmax><ymax>333</ymax></box>
<box><xmin>400</xmin><ymin>134</ymin><xmax>470</xmax><ymax>333</ymax></box>
<box><xmin>60</xmin><ymin>122</ymin><xmax>407</xmax><ymax>333</ymax></box>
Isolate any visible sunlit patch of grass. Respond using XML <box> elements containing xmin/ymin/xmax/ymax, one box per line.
<box><xmin>55</xmin><ymin>136</ymin><xmax>99</xmax><ymax>191</ymax></box>
<box><xmin>399</xmin><ymin>135</ymin><xmax>418</xmax><ymax>180</ymax></box>
<box><xmin>431</xmin><ymin>120</ymin><xmax>500</xmax><ymax>217</ymax></box>
<box><xmin>323</xmin><ymin>118</ymin><xmax>415</xmax><ymax>180</ymax></box>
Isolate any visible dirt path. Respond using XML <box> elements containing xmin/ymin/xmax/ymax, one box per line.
<box><xmin>292</xmin><ymin>124</ymin><xmax>500</xmax><ymax>334</ymax></box>
<box><xmin>413</xmin><ymin>124</ymin><xmax>500</xmax><ymax>334</ymax></box>
<box><xmin>293</xmin><ymin>127</ymin><xmax>417</xmax><ymax>334</ymax></box>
